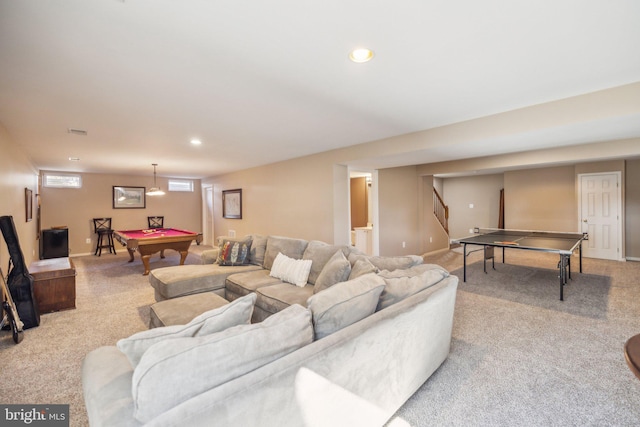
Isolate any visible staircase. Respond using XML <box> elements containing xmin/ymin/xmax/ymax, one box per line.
<box><xmin>433</xmin><ymin>187</ymin><xmax>449</xmax><ymax>235</ymax></box>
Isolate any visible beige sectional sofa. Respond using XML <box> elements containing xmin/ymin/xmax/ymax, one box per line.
<box><xmin>82</xmin><ymin>235</ymin><xmax>459</xmax><ymax>426</ymax></box>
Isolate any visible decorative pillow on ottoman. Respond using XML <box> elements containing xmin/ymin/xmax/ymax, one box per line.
<box><xmin>131</xmin><ymin>304</ymin><xmax>313</xmax><ymax>423</ymax></box>
<box><xmin>117</xmin><ymin>293</ymin><xmax>256</xmax><ymax>367</ymax></box>
<box><xmin>217</xmin><ymin>238</ymin><xmax>252</xmax><ymax>266</ymax></box>
<box><xmin>307</xmin><ymin>273</ymin><xmax>385</xmax><ymax>339</ymax></box>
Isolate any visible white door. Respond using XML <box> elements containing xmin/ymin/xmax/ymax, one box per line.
<box><xmin>579</xmin><ymin>173</ymin><xmax>621</xmax><ymax>260</ymax></box>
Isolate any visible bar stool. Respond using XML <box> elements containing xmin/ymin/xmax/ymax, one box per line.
<box><xmin>93</xmin><ymin>218</ymin><xmax>116</xmax><ymax>256</ymax></box>
<box><xmin>148</xmin><ymin>216</ymin><xmax>164</xmax><ymax>229</ymax></box>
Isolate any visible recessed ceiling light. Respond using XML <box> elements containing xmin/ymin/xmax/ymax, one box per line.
<box><xmin>190</xmin><ymin>139</ymin><xmax>202</xmax><ymax>145</ymax></box>
<box><xmin>349</xmin><ymin>48</ymin><xmax>374</xmax><ymax>63</ymax></box>
<box><xmin>68</xmin><ymin>157</ymin><xmax>80</xmax><ymax>161</ymax></box>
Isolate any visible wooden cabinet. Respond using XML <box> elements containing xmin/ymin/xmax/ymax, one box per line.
<box><xmin>29</xmin><ymin>257</ymin><xmax>76</xmax><ymax>313</ymax></box>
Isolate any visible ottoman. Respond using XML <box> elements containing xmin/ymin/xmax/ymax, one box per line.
<box><xmin>149</xmin><ymin>292</ymin><xmax>229</xmax><ymax>328</ymax></box>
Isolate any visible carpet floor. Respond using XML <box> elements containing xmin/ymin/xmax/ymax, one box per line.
<box><xmin>1</xmin><ymin>247</ymin><xmax>639</xmax><ymax>426</ymax></box>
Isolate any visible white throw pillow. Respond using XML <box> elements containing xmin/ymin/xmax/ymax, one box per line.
<box><xmin>132</xmin><ymin>304</ymin><xmax>313</xmax><ymax>423</ymax></box>
<box><xmin>117</xmin><ymin>293</ymin><xmax>256</xmax><ymax>367</ymax></box>
<box><xmin>270</xmin><ymin>252</ymin><xmax>313</xmax><ymax>287</ymax></box>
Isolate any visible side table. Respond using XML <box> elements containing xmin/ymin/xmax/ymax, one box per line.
<box><xmin>29</xmin><ymin>257</ymin><xmax>77</xmax><ymax>313</ymax></box>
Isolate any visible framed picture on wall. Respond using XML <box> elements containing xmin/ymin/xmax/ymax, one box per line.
<box><xmin>25</xmin><ymin>188</ymin><xmax>33</xmax><ymax>222</ymax></box>
<box><xmin>222</xmin><ymin>189</ymin><xmax>242</xmax><ymax>219</ymax></box>
<box><xmin>113</xmin><ymin>186</ymin><xmax>146</xmax><ymax>209</ymax></box>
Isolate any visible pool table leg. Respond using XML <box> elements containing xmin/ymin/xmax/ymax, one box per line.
<box><xmin>160</xmin><ymin>249</ymin><xmax>165</xmax><ymax>259</ymax></box>
<box><xmin>141</xmin><ymin>255</ymin><xmax>152</xmax><ymax>276</ymax></box>
<box><xmin>179</xmin><ymin>250</ymin><xmax>189</xmax><ymax>266</ymax></box>
<box><xmin>126</xmin><ymin>248</ymin><xmax>135</xmax><ymax>263</ymax></box>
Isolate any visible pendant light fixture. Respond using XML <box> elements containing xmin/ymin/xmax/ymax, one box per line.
<box><xmin>146</xmin><ymin>163</ymin><xmax>165</xmax><ymax>196</ymax></box>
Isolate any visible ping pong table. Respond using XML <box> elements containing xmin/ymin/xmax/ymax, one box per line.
<box><xmin>455</xmin><ymin>228</ymin><xmax>588</xmax><ymax>301</ymax></box>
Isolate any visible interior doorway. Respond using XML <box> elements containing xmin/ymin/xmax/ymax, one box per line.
<box><xmin>578</xmin><ymin>172</ymin><xmax>622</xmax><ymax>260</ymax></box>
<box><xmin>350</xmin><ymin>171</ymin><xmax>374</xmax><ymax>255</ymax></box>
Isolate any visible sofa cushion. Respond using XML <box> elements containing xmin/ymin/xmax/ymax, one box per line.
<box><xmin>313</xmin><ymin>250</ymin><xmax>351</xmax><ymax>294</ymax></box>
<box><xmin>149</xmin><ymin>263</ymin><xmax>261</xmax><ymax>300</ymax></box>
<box><xmin>263</xmin><ymin>236</ymin><xmax>309</xmax><ymax>270</ymax></box>
<box><xmin>376</xmin><ymin>264</ymin><xmax>450</xmax><ymax>311</ymax></box>
<box><xmin>117</xmin><ymin>293</ymin><xmax>256</xmax><ymax>367</ymax></box>
<box><xmin>270</xmin><ymin>252</ymin><xmax>313</xmax><ymax>287</ymax></box>
<box><xmin>217</xmin><ymin>238</ymin><xmax>252</xmax><ymax>266</ymax></box>
<box><xmin>302</xmin><ymin>240</ymin><xmax>351</xmax><ymax>285</ymax></box>
<box><xmin>131</xmin><ymin>304</ymin><xmax>313</xmax><ymax>424</ymax></box>
<box><xmin>348</xmin><ymin>257</ymin><xmax>378</xmax><ymax>280</ymax></box>
<box><xmin>225</xmin><ymin>269</ymin><xmax>284</xmax><ymax>298</ymax></box>
<box><xmin>256</xmin><ymin>283</ymin><xmax>314</xmax><ymax>315</ymax></box>
<box><xmin>248</xmin><ymin>234</ymin><xmax>268</xmax><ymax>266</ymax></box>
<box><xmin>307</xmin><ymin>273</ymin><xmax>385</xmax><ymax>340</ymax></box>
<box><xmin>149</xmin><ymin>292</ymin><xmax>229</xmax><ymax>328</ymax></box>
<box><xmin>348</xmin><ymin>253</ymin><xmax>423</xmax><ymax>271</ymax></box>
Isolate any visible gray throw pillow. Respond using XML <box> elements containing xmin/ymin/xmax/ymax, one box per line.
<box><xmin>132</xmin><ymin>304</ymin><xmax>313</xmax><ymax>423</ymax></box>
<box><xmin>348</xmin><ymin>257</ymin><xmax>378</xmax><ymax>280</ymax></box>
<box><xmin>377</xmin><ymin>266</ymin><xmax>449</xmax><ymax>311</ymax></box>
<box><xmin>307</xmin><ymin>273</ymin><xmax>385</xmax><ymax>339</ymax></box>
<box><xmin>117</xmin><ymin>293</ymin><xmax>256</xmax><ymax>367</ymax></box>
<box><xmin>313</xmin><ymin>250</ymin><xmax>351</xmax><ymax>294</ymax></box>
<box><xmin>302</xmin><ymin>240</ymin><xmax>351</xmax><ymax>285</ymax></box>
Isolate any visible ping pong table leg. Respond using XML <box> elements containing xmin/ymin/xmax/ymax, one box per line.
<box><xmin>463</xmin><ymin>243</ymin><xmax>467</xmax><ymax>282</ymax></box>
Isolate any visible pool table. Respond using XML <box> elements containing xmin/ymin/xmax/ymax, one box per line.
<box><xmin>113</xmin><ymin>228</ymin><xmax>202</xmax><ymax>275</ymax></box>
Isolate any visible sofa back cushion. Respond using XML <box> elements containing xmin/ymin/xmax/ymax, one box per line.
<box><xmin>348</xmin><ymin>253</ymin><xmax>423</xmax><ymax>271</ymax></box>
<box><xmin>263</xmin><ymin>236</ymin><xmax>309</xmax><ymax>270</ymax></box>
<box><xmin>117</xmin><ymin>293</ymin><xmax>256</xmax><ymax>367</ymax></box>
<box><xmin>302</xmin><ymin>240</ymin><xmax>351</xmax><ymax>285</ymax></box>
<box><xmin>376</xmin><ymin>264</ymin><xmax>449</xmax><ymax>310</ymax></box>
<box><xmin>248</xmin><ymin>234</ymin><xmax>268</xmax><ymax>266</ymax></box>
<box><xmin>307</xmin><ymin>273</ymin><xmax>385</xmax><ymax>340</ymax></box>
<box><xmin>131</xmin><ymin>304</ymin><xmax>313</xmax><ymax>423</ymax></box>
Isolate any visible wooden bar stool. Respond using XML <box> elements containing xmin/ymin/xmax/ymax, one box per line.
<box><xmin>93</xmin><ymin>218</ymin><xmax>116</xmax><ymax>256</ymax></box>
<box><xmin>147</xmin><ymin>216</ymin><xmax>164</xmax><ymax>229</ymax></box>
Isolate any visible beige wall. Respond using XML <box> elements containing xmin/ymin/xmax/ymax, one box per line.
<box><xmin>40</xmin><ymin>171</ymin><xmax>202</xmax><ymax>256</ymax></box>
<box><xmin>204</xmin><ymin>153</ymin><xmax>338</xmax><ymax>244</ymax></box>
<box><xmin>443</xmin><ymin>174</ymin><xmax>504</xmax><ymax>239</ymax></box>
<box><xmin>0</xmin><ymin>124</ymin><xmax>39</xmax><ymax>267</ymax></box>
<box><xmin>504</xmin><ymin>166</ymin><xmax>577</xmax><ymax>231</ymax></box>
<box><xmin>377</xmin><ymin>166</ymin><xmax>420</xmax><ymax>256</ymax></box>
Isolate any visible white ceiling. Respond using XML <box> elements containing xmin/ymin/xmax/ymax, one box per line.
<box><xmin>1</xmin><ymin>0</ymin><xmax>639</xmax><ymax>179</ymax></box>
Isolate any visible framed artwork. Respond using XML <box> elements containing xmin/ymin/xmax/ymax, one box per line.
<box><xmin>222</xmin><ymin>189</ymin><xmax>242</xmax><ymax>219</ymax></box>
<box><xmin>25</xmin><ymin>188</ymin><xmax>33</xmax><ymax>222</ymax></box>
<box><xmin>113</xmin><ymin>186</ymin><xmax>146</xmax><ymax>209</ymax></box>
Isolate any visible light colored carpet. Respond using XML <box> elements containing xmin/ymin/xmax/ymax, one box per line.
<box><xmin>0</xmin><ymin>247</ymin><xmax>208</xmax><ymax>427</ymax></box>
<box><xmin>391</xmin><ymin>249</ymin><xmax>640</xmax><ymax>426</ymax></box>
<box><xmin>1</xmin><ymin>247</ymin><xmax>639</xmax><ymax>426</ymax></box>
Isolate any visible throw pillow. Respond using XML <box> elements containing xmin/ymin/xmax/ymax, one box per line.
<box><xmin>117</xmin><ymin>293</ymin><xmax>256</xmax><ymax>367</ymax></box>
<box><xmin>270</xmin><ymin>252</ymin><xmax>313</xmax><ymax>287</ymax></box>
<box><xmin>132</xmin><ymin>304</ymin><xmax>313</xmax><ymax>423</ymax></box>
<box><xmin>377</xmin><ymin>265</ymin><xmax>449</xmax><ymax>311</ymax></box>
<box><xmin>302</xmin><ymin>240</ymin><xmax>351</xmax><ymax>285</ymax></box>
<box><xmin>313</xmin><ymin>250</ymin><xmax>351</xmax><ymax>294</ymax></box>
<box><xmin>217</xmin><ymin>238</ymin><xmax>252</xmax><ymax>266</ymax></box>
<box><xmin>348</xmin><ymin>257</ymin><xmax>378</xmax><ymax>280</ymax></box>
<box><xmin>307</xmin><ymin>273</ymin><xmax>385</xmax><ymax>340</ymax></box>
